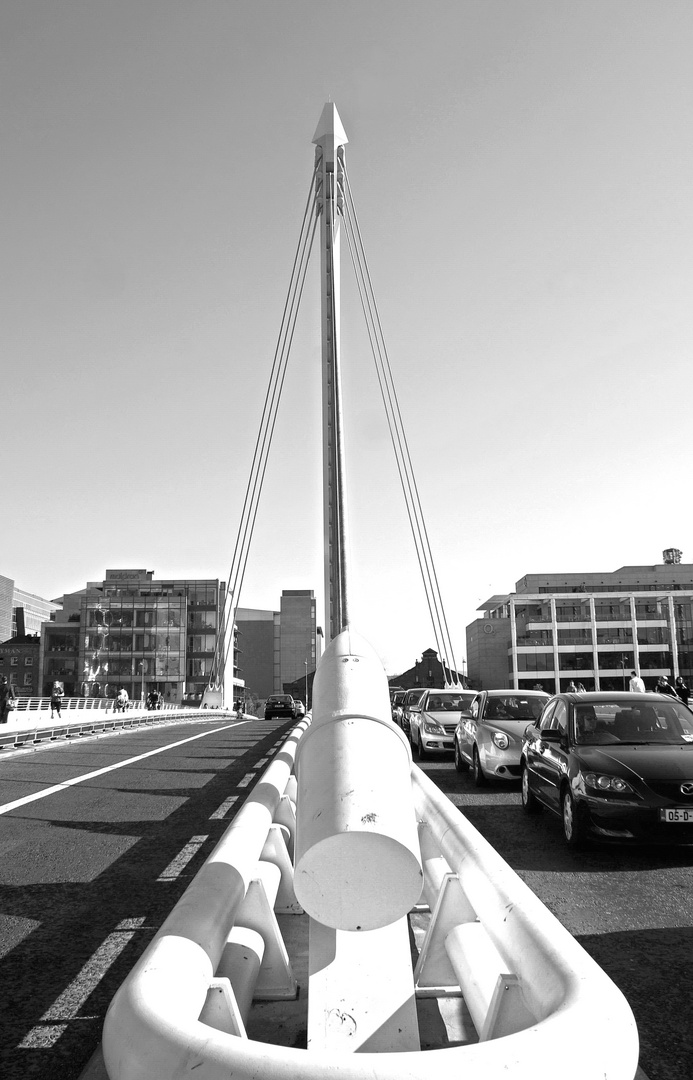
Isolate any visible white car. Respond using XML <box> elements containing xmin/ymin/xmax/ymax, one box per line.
<box><xmin>409</xmin><ymin>688</ymin><xmax>477</xmax><ymax>758</ymax></box>
<box><xmin>454</xmin><ymin>689</ymin><xmax>549</xmax><ymax>784</ymax></box>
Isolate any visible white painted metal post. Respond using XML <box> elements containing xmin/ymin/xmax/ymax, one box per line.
<box><xmin>293</xmin><ymin>628</ymin><xmax>423</xmax><ymax>929</ymax></box>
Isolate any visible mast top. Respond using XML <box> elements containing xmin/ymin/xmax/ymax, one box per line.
<box><xmin>312</xmin><ymin>102</ymin><xmax>348</xmax><ymax>165</ymax></box>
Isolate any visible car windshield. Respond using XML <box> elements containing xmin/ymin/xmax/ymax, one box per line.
<box><xmin>425</xmin><ymin>692</ymin><xmax>475</xmax><ymax>712</ymax></box>
<box><xmin>270</xmin><ymin>696</ymin><xmax>292</xmax><ymax>704</ymax></box>
<box><xmin>573</xmin><ymin>700</ymin><xmax>693</xmax><ymax>746</ymax></box>
<box><xmin>485</xmin><ymin>696</ymin><xmax>546</xmax><ymax>721</ymax></box>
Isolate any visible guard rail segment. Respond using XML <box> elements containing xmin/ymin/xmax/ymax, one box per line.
<box><xmin>101</xmin><ymin>718</ymin><xmax>639</xmax><ymax>1080</ymax></box>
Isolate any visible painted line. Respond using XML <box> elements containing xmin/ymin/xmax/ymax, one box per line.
<box><xmin>237</xmin><ymin>773</ymin><xmax>256</xmax><ymax>788</ymax></box>
<box><xmin>18</xmin><ymin>917</ymin><xmax>146</xmax><ymax>1048</ymax></box>
<box><xmin>210</xmin><ymin>795</ymin><xmax>238</xmax><ymax>820</ymax></box>
<box><xmin>254</xmin><ymin>757</ymin><xmax>269</xmax><ymax>768</ymax></box>
<box><xmin>0</xmin><ymin>722</ymin><xmax>249</xmax><ymax>817</ymax></box>
<box><xmin>157</xmin><ymin>835</ymin><xmax>209</xmax><ymax>881</ymax></box>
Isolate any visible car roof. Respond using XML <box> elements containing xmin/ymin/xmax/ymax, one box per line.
<box><xmin>551</xmin><ymin>691</ymin><xmax>681</xmax><ymax>703</ymax></box>
<box><xmin>482</xmin><ymin>689</ymin><xmax>549</xmax><ymax>697</ymax></box>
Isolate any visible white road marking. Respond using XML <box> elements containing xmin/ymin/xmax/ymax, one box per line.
<box><xmin>0</xmin><ymin>722</ymin><xmax>249</xmax><ymax>817</ymax></box>
<box><xmin>254</xmin><ymin>758</ymin><xmax>269</xmax><ymax>768</ymax></box>
<box><xmin>210</xmin><ymin>795</ymin><xmax>238</xmax><ymax>820</ymax></box>
<box><xmin>157</xmin><ymin>835</ymin><xmax>209</xmax><ymax>881</ymax></box>
<box><xmin>237</xmin><ymin>773</ymin><xmax>256</xmax><ymax>788</ymax></box>
<box><xmin>18</xmin><ymin>918</ymin><xmax>147</xmax><ymax>1048</ymax></box>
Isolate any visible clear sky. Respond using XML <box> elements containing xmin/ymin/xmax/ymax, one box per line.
<box><xmin>2</xmin><ymin>0</ymin><xmax>692</xmax><ymax>677</ymax></box>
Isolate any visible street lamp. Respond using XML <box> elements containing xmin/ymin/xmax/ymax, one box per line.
<box><xmin>139</xmin><ymin>659</ymin><xmax>146</xmax><ymax>703</ymax></box>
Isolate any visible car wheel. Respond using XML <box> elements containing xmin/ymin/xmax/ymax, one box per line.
<box><xmin>521</xmin><ymin>763</ymin><xmax>542</xmax><ymax>813</ymax></box>
<box><xmin>454</xmin><ymin>740</ymin><xmax>467</xmax><ymax>773</ymax></box>
<box><xmin>472</xmin><ymin>746</ymin><xmax>487</xmax><ymax>787</ymax></box>
<box><xmin>562</xmin><ymin>787</ymin><xmax>588</xmax><ymax>847</ymax></box>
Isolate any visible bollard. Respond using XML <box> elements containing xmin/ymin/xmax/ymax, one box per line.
<box><xmin>293</xmin><ymin>627</ymin><xmax>423</xmax><ymax>930</ymax></box>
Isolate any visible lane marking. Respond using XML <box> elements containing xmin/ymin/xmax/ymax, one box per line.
<box><xmin>0</xmin><ymin>722</ymin><xmax>249</xmax><ymax>817</ymax></box>
<box><xmin>255</xmin><ymin>757</ymin><xmax>269</xmax><ymax>768</ymax></box>
<box><xmin>157</xmin><ymin>835</ymin><xmax>209</xmax><ymax>881</ymax></box>
<box><xmin>18</xmin><ymin>917</ymin><xmax>147</xmax><ymax>1049</ymax></box>
<box><xmin>210</xmin><ymin>795</ymin><xmax>238</xmax><ymax>820</ymax></box>
<box><xmin>237</xmin><ymin>773</ymin><xmax>255</xmax><ymax>788</ymax></box>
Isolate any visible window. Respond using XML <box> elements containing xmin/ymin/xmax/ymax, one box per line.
<box><xmin>25</xmin><ymin>657</ymin><xmax>34</xmax><ymax>666</ymax></box>
<box><xmin>23</xmin><ymin>673</ymin><xmax>32</xmax><ymax>686</ymax></box>
<box><xmin>10</xmin><ymin>657</ymin><xmax>18</xmax><ymax>667</ymax></box>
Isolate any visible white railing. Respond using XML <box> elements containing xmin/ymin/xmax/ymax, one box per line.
<box><xmin>101</xmin><ymin>629</ymin><xmax>639</xmax><ymax>1080</ymax></box>
<box><xmin>8</xmin><ymin>696</ymin><xmax>182</xmax><ymax>714</ymax></box>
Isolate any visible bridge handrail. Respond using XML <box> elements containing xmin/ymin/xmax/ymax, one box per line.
<box><xmin>101</xmin><ymin>719</ymin><xmax>638</xmax><ymax>1080</ymax></box>
<box><xmin>8</xmin><ymin>697</ymin><xmax>182</xmax><ymax>713</ymax></box>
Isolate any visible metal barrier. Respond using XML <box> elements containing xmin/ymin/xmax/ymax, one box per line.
<box><xmin>101</xmin><ymin>630</ymin><xmax>639</xmax><ymax>1080</ymax></box>
<box><xmin>8</xmin><ymin>696</ymin><xmax>181</xmax><ymax>714</ymax></box>
<box><xmin>0</xmin><ymin>706</ymin><xmax>219</xmax><ymax>752</ymax></box>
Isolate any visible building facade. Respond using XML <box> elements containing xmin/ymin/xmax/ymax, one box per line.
<box><xmin>467</xmin><ymin>557</ymin><xmax>693</xmax><ymax>693</ymax></box>
<box><xmin>0</xmin><ymin>573</ymin><xmax>59</xmax><ymax>643</ymax></box>
<box><xmin>40</xmin><ymin>569</ymin><xmax>235</xmax><ymax>703</ymax></box>
<box><xmin>389</xmin><ymin>648</ymin><xmax>467</xmax><ymax>692</ymax></box>
<box><xmin>0</xmin><ymin>635</ymin><xmax>42</xmax><ymax>696</ymax></box>
<box><xmin>236</xmin><ymin>590</ymin><xmax>321</xmax><ymax>700</ymax></box>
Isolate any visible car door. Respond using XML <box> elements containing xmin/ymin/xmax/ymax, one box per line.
<box><xmin>458</xmin><ymin>692</ymin><xmax>484</xmax><ymax>763</ymax></box>
<box><xmin>533</xmin><ymin>700</ymin><xmax>569</xmax><ymax>809</ymax></box>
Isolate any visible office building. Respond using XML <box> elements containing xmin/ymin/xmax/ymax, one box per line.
<box><xmin>467</xmin><ymin>553</ymin><xmax>693</xmax><ymax>692</ymax></box>
<box><xmin>0</xmin><ymin>573</ymin><xmax>59</xmax><ymax>643</ymax></box>
<box><xmin>40</xmin><ymin>569</ymin><xmax>239</xmax><ymax>703</ymax></box>
<box><xmin>236</xmin><ymin>589</ymin><xmax>321</xmax><ymax>700</ymax></box>
<box><xmin>0</xmin><ymin>635</ymin><xmax>42</xmax><ymax>696</ymax></box>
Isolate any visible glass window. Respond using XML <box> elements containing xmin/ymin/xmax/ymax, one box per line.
<box><xmin>538</xmin><ymin>702</ymin><xmax>556</xmax><ymax>731</ymax></box>
<box><xmin>10</xmin><ymin>657</ymin><xmax>17</xmax><ymax>666</ymax></box>
<box><xmin>136</xmin><ymin>610</ymin><xmax>155</xmax><ymax>627</ymax></box>
<box><xmin>188</xmin><ymin>634</ymin><xmax>216</xmax><ymax>652</ymax></box>
<box><xmin>596</xmin><ymin>627</ymin><xmax>632</xmax><ymax>645</ymax></box>
<box><xmin>516</xmin><ymin>652</ymin><xmax>554</xmax><ymax>672</ymax></box>
<box><xmin>24</xmin><ymin>657</ymin><xmax>33</xmax><ymax>666</ymax></box>
<box><xmin>24</xmin><ymin>673</ymin><xmax>33</xmax><ymax>686</ymax></box>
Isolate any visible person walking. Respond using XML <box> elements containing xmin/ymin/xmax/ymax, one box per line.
<box><xmin>674</xmin><ymin>676</ymin><xmax>690</xmax><ymax>705</ymax></box>
<box><xmin>0</xmin><ymin>676</ymin><xmax>17</xmax><ymax>724</ymax></box>
<box><xmin>629</xmin><ymin>670</ymin><xmax>646</xmax><ymax>693</ymax></box>
<box><xmin>655</xmin><ymin>676</ymin><xmax>677</xmax><ymax>697</ymax></box>
<box><xmin>50</xmin><ymin>681</ymin><xmax>64</xmax><ymax>719</ymax></box>
<box><xmin>566</xmin><ymin>681</ymin><xmax>578</xmax><ymax>693</ymax></box>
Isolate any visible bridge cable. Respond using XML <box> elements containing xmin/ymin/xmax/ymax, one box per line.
<box><xmin>208</xmin><ymin>167</ymin><xmax>319</xmax><ymax>691</ymax></box>
<box><xmin>341</xmin><ymin>165</ymin><xmax>461</xmax><ymax>684</ymax></box>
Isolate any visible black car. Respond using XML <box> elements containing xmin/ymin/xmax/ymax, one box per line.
<box><xmin>264</xmin><ymin>694</ymin><xmax>295</xmax><ymax>720</ymax></box>
<box><xmin>521</xmin><ymin>692</ymin><xmax>693</xmax><ymax>846</ymax></box>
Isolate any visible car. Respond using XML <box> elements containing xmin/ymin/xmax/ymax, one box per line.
<box><xmin>454</xmin><ymin>689</ymin><xmax>549</xmax><ymax>785</ymax></box>
<box><xmin>409</xmin><ymin>688</ymin><xmax>477</xmax><ymax>758</ymax></box>
<box><xmin>521</xmin><ymin>691</ymin><xmax>693</xmax><ymax>847</ymax></box>
<box><xmin>293</xmin><ymin>699</ymin><xmax>306</xmax><ymax>717</ymax></box>
<box><xmin>400</xmin><ymin>688</ymin><xmax>427</xmax><ymax>736</ymax></box>
<box><xmin>391</xmin><ymin>690</ymin><xmax>406</xmax><ymax>727</ymax></box>
<box><xmin>264</xmin><ymin>694</ymin><xmax>295</xmax><ymax>720</ymax></box>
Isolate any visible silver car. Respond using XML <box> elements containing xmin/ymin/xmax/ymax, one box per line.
<box><xmin>409</xmin><ymin>688</ymin><xmax>477</xmax><ymax>758</ymax></box>
<box><xmin>454</xmin><ymin>689</ymin><xmax>549</xmax><ymax>785</ymax></box>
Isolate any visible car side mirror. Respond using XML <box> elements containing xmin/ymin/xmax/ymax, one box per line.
<box><xmin>540</xmin><ymin>729</ymin><xmax>562</xmax><ymax>742</ymax></box>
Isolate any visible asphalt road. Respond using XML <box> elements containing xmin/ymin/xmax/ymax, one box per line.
<box><xmin>417</xmin><ymin>751</ymin><xmax>693</xmax><ymax>1080</ymax></box>
<box><xmin>0</xmin><ymin>713</ymin><xmax>296</xmax><ymax>1080</ymax></box>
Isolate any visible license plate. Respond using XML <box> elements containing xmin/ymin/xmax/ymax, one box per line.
<box><xmin>661</xmin><ymin>808</ymin><xmax>693</xmax><ymax>823</ymax></box>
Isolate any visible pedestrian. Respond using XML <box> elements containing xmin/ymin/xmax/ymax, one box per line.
<box><xmin>628</xmin><ymin>670</ymin><xmax>646</xmax><ymax>693</ymax></box>
<box><xmin>674</xmin><ymin>676</ymin><xmax>690</xmax><ymax>705</ymax></box>
<box><xmin>655</xmin><ymin>676</ymin><xmax>677</xmax><ymax>697</ymax></box>
<box><xmin>0</xmin><ymin>675</ymin><xmax>17</xmax><ymax>724</ymax></box>
<box><xmin>576</xmin><ymin>682</ymin><xmax>587</xmax><ymax>693</ymax></box>
<box><xmin>116</xmin><ymin>687</ymin><xmax>129</xmax><ymax>713</ymax></box>
<box><xmin>532</xmin><ymin>683</ymin><xmax>543</xmax><ymax>691</ymax></box>
<box><xmin>50</xmin><ymin>681</ymin><xmax>64</xmax><ymax>719</ymax></box>
<box><xmin>566</xmin><ymin>681</ymin><xmax>578</xmax><ymax>693</ymax></box>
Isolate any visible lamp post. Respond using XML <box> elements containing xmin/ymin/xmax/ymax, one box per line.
<box><xmin>139</xmin><ymin>660</ymin><xmax>146</xmax><ymax>703</ymax></box>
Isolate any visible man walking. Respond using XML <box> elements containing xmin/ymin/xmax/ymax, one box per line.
<box><xmin>628</xmin><ymin>670</ymin><xmax>645</xmax><ymax>693</ymax></box>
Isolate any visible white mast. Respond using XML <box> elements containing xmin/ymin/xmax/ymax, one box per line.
<box><xmin>313</xmin><ymin>103</ymin><xmax>350</xmax><ymax>643</ymax></box>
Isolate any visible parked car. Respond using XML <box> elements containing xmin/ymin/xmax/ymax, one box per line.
<box><xmin>264</xmin><ymin>694</ymin><xmax>295</xmax><ymax>720</ymax></box>
<box><xmin>391</xmin><ymin>690</ymin><xmax>406</xmax><ymax>727</ymax></box>
<box><xmin>293</xmin><ymin>699</ymin><xmax>306</xmax><ymax>717</ymax></box>
<box><xmin>400</xmin><ymin>688</ymin><xmax>427</xmax><ymax>736</ymax></box>
<box><xmin>521</xmin><ymin>691</ymin><xmax>693</xmax><ymax>847</ymax></box>
<box><xmin>454</xmin><ymin>689</ymin><xmax>549</xmax><ymax>785</ymax></box>
<box><xmin>409</xmin><ymin>688</ymin><xmax>477</xmax><ymax>758</ymax></box>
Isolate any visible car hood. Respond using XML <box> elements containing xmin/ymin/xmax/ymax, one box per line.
<box><xmin>483</xmin><ymin>718</ymin><xmax>537</xmax><ymax>735</ymax></box>
<box><xmin>577</xmin><ymin>744</ymin><xmax>693</xmax><ymax>780</ymax></box>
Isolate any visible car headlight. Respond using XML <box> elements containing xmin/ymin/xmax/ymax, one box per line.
<box><xmin>423</xmin><ymin>719</ymin><xmax>445</xmax><ymax>734</ymax></box>
<box><xmin>583</xmin><ymin>772</ymin><xmax>635</xmax><ymax>795</ymax></box>
<box><xmin>492</xmin><ymin>732</ymin><xmax>509</xmax><ymax>750</ymax></box>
